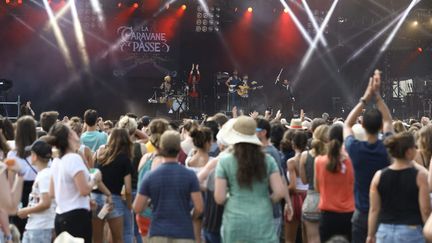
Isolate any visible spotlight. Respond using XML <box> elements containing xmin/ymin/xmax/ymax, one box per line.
<box><xmin>17</xmin><ymin>0</ymin><xmax>22</xmax><ymax>4</ymax></box>
<box><xmin>284</xmin><ymin>8</ymin><xmax>289</xmax><ymax>13</ymax></box>
<box><xmin>132</xmin><ymin>2</ymin><xmax>139</xmax><ymax>8</ymax></box>
<box><xmin>5</xmin><ymin>0</ymin><xmax>10</xmax><ymax>4</ymax></box>
<box><xmin>247</xmin><ymin>7</ymin><xmax>253</xmax><ymax>13</ymax></box>
<box><xmin>117</xmin><ymin>2</ymin><xmax>122</xmax><ymax>8</ymax></box>
<box><xmin>234</xmin><ymin>7</ymin><xmax>238</xmax><ymax>12</ymax></box>
<box><xmin>181</xmin><ymin>4</ymin><xmax>187</xmax><ymax>10</ymax></box>
<box><xmin>418</xmin><ymin>47</ymin><xmax>423</xmax><ymax>53</ymax></box>
<box><xmin>412</xmin><ymin>20</ymin><xmax>418</xmax><ymax>27</ymax></box>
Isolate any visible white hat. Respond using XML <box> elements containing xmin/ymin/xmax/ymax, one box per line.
<box><xmin>54</xmin><ymin>232</ymin><xmax>84</xmax><ymax>243</ymax></box>
<box><xmin>352</xmin><ymin>123</ymin><xmax>366</xmax><ymax>141</ymax></box>
<box><xmin>217</xmin><ymin>116</ymin><xmax>262</xmax><ymax>146</ymax></box>
<box><xmin>286</xmin><ymin>118</ymin><xmax>307</xmax><ymax>130</ymax></box>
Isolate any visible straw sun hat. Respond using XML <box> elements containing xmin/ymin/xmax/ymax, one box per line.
<box><xmin>217</xmin><ymin>116</ymin><xmax>262</xmax><ymax>146</ymax></box>
<box><xmin>287</xmin><ymin>118</ymin><xmax>308</xmax><ymax>130</ymax></box>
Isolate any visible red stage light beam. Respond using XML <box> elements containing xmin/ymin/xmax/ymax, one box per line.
<box><xmin>132</xmin><ymin>3</ymin><xmax>139</xmax><ymax>9</ymax></box>
<box><xmin>18</xmin><ymin>0</ymin><xmax>22</xmax><ymax>4</ymax></box>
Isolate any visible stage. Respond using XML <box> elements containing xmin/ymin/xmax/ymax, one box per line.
<box><xmin>0</xmin><ymin>0</ymin><xmax>431</xmax><ymax>119</ymax></box>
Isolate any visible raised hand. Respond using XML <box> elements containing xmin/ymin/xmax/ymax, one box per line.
<box><xmin>192</xmin><ymin>64</ymin><xmax>195</xmax><ymax>70</ymax></box>
<box><xmin>275</xmin><ymin>110</ymin><xmax>282</xmax><ymax>120</ymax></box>
<box><xmin>300</xmin><ymin>109</ymin><xmax>305</xmax><ymax>121</ymax></box>
<box><xmin>249</xmin><ymin>111</ymin><xmax>259</xmax><ymax>119</ymax></box>
<box><xmin>196</xmin><ymin>64</ymin><xmax>199</xmax><ymax>70</ymax></box>
<box><xmin>373</xmin><ymin>69</ymin><xmax>381</xmax><ymax>97</ymax></box>
<box><xmin>232</xmin><ymin>106</ymin><xmax>238</xmax><ymax>118</ymax></box>
<box><xmin>362</xmin><ymin>77</ymin><xmax>375</xmax><ymax>102</ymax></box>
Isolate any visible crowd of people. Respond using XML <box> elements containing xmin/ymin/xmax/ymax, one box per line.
<box><xmin>1</xmin><ymin>69</ymin><xmax>432</xmax><ymax>243</ymax></box>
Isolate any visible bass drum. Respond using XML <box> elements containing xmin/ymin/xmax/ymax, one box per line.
<box><xmin>171</xmin><ymin>97</ymin><xmax>188</xmax><ymax>113</ymax></box>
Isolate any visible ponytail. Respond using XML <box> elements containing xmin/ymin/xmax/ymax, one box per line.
<box><xmin>326</xmin><ymin>124</ymin><xmax>344</xmax><ymax>173</ymax></box>
<box><xmin>326</xmin><ymin>139</ymin><xmax>341</xmax><ymax>172</ymax></box>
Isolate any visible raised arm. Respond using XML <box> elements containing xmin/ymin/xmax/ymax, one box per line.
<box><xmin>344</xmin><ymin>76</ymin><xmax>374</xmax><ymax>139</ymax></box>
<box><xmin>373</xmin><ymin>70</ymin><xmax>393</xmax><ymax>134</ymax></box>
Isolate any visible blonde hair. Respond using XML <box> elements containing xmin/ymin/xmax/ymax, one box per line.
<box><xmin>418</xmin><ymin>125</ymin><xmax>432</xmax><ymax>154</ymax></box>
<box><xmin>311</xmin><ymin>125</ymin><xmax>329</xmax><ymax>155</ymax></box>
<box><xmin>393</xmin><ymin>120</ymin><xmax>406</xmax><ymax>134</ymax></box>
<box><xmin>118</xmin><ymin>116</ymin><xmax>138</xmax><ymax>135</ymax></box>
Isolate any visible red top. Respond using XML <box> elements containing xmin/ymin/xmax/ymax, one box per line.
<box><xmin>188</xmin><ymin>73</ymin><xmax>200</xmax><ymax>97</ymax></box>
<box><xmin>188</xmin><ymin>73</ymin><xmax>200</xmax><ymax>85</ymax></box>
<box><xmin>315</xmin><ymin>154</ymin><xmax>355</xmax><ymax>212</ymax></box>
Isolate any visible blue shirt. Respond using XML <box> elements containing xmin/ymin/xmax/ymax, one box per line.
<box><xmin>265</xmin><ymin>145</ymin><xmax>284</xmax><ymax>218</ymax></box>
<box><xmin>80</xmin><ymin>131</ymin><xmax>108</xmax><ymax>152</ymax></box>
<box><xmin>345</xmin><ymin>135</ymin><xmax>390</xmax><ymax>213</ymax></box>
<box><xmin>139</xmin><ymin>162</ymin><xmax>200</xmax><ymax>239</ymax></box>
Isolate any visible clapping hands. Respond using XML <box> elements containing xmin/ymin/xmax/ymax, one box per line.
<box><xmin>363</xmin><ymin>69</ymin><xmax>382</xmax><ymax>102</ymax></box>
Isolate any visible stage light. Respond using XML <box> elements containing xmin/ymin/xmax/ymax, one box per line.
<box><xmin>132</xmin><ymin>2</ymin><xmax>139</xmax><ymax>8</ymax></box>
<box><xmin>181</xmin><ymin>4</ymin><xmax>187</xmax><ymax>10</ymax></box>
<box><xmin>418</xmin><ymin>47</ymin><xmax>423</xmax><ymax>53</ymax></box>
<box><xmin>234</xmin><ymin>7</ymin><xmax>238</xmax><ymax>12</ymax></box>
<box><xmin>284</xmin><ymin>8</ymin><xmax>289</xmax><ymax>13</ymax></box>
<box><xmin>17</xmin><ymin>0</ymin><xmax>22</xmax><ymax>4</ymax></box>
<box><xmin>412</xmin><ymin>20</ymin><xmax>418</xmax><ymax>27</ymax></box>
<box><xmin>248</xmin><ymin>7</ymin><xmax>253</xmax><ymax>13</ymax></box>
<box><xmin>5</xmin><ymin>0</ymin><xmax>10</xmax><ymax>4</ymax></box>
<box><xmin>117</xmin><ymin>2</ymin><xmax>122</xmax><ymax>8</ymax></box>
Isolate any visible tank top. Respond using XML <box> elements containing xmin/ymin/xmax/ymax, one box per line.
<box><xmin>377</xmin><ymin>166</ymin><xmax>423</xmax><ymax>225</ymax></box>
<box><xmin>304</xmin><ymin>152</ymin><xmax>315</xmax><ymax>191</ymax></box>
<box><xmin>137</xmin><ymin>153</ymin><xmax>156</xmax><ymax>218</ymax></box>
<box><xmin>287</xmin><ymin>170</ymin><xmax>309</xmax><ymax>191</ymax></box>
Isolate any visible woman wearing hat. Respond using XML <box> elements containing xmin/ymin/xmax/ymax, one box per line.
<box><xmin>214</xmin><ymin>116</ymin><xmax>286</xmax><ymax>242</ymax></box>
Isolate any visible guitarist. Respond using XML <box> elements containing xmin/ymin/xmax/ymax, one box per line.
<box><xmin>188</xmin><ymin>64</ymin><xmax>200</xmax><ymax>114</ymax></box>
<box><xmin>225</xmin><ymin>70</ymin><xmax>242</xmax><ymax>111</ymax></box>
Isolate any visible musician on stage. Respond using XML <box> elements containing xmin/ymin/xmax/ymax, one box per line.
<box><xmin>160</xmin><ymin>75</ymin><xmax>173</xmax><ymax>98</ymax></box>
<box><xmin>277</xmin><ymin>78</ymin><xmax>295</xmax><ymax>119</ymax></box>
<box><xmin>188</xmin><ymin>64</ymin><xmax>201</xmax><ymax>114</ymax></box>
<box><xmin>225</xmin><ymin>70</ymin><xmax>242</xmax><ymax>111</ymax></box>
<box><xmin>237</xmin><ymin>75</ymin><xmax>252</xmax><ymax>112</ymax></box>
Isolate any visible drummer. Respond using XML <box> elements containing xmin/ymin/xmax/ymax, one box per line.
<box><xmin>160</xmin><ymin>75</ymin><xmax>174</xmax><ymax>98</ymax></box>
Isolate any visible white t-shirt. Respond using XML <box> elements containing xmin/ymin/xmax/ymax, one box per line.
<box><xmin>51</xmin><ymin>153</ymin><xmax>90</xmax><ymax>214</ymax></box>
<box><xmin>7</xmin><ymin>150</ymin><xmax>37</xmax><ymax>181</ymax></box>
<box><xmin>25</xmin><ymin>168</ymin><xmax>56</xmax><ymax>230</ymax></box>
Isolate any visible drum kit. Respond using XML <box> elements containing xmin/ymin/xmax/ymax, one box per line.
<box><xmin>148</xmin><ymin>84</ymin><xmax>189</xmax><ymax>115</ymax></box>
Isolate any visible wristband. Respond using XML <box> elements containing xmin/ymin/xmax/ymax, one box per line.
<box><xmin>4</xmin><ymin>234</ymin><xmax>12</xmax><ymax>241</ymax></box>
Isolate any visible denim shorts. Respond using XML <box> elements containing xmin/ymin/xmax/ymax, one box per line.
<box><xmin>376</xmin><ymin>224</ymin><xmax>425</xmax><ymax>243</ymax></box>
<box><xmin>22</xmin><ymin>229</ymin><xmax>53</xmax><ymax>243</ymax></box>
<box><xmin>92</xmin><ymin>193</ymin><xmax>124</xmax><ymax>219</ymax></box>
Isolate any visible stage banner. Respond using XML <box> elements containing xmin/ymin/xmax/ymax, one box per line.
<box><xmin>111</xmin><ymin>20</ymin><xmax>180</xmax><ymax>79</ymax></box>
<box><xmin>117</xmin><ymin>25</ymin><xmax>171</xmax><ymax>55</ymax></box>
